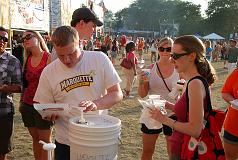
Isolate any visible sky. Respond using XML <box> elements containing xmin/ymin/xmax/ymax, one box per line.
<box><xmin>97</xmin><ymin>0</ymin><xmax>209</xmax><ymax>15</ymax></box>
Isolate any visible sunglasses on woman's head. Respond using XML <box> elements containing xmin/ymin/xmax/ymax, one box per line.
<box><xmin>158</xmin><ymin>47</ymin><xmax>171</xmax><ymax>52</ymax></box>
<box><xmin>170</xmin><ymin>52</ymin><xmax>191</xmax><ymax>60</ymax></box>
<box><xmin>21</xmin><ymin>34</ymin><xmax>34</xmax><ymax>42</ymax></box>
<box><xmin>0</xmin><ymin>36</ymin><xmax>8</xmax><ymax>42</ymax></box>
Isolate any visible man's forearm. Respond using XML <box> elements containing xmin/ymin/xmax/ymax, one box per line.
<box><xmin>0</xmin><ymin>84</ymin><xmax>21</xmax><ymax>93</ymax></box>
<box><xmin>94</xmin><ymin>90</ymin><xmax>123</xmax><ymax>110</ymax></box>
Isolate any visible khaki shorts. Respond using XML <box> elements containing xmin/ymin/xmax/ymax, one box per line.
<box><xmin>120</xmin><ymin>46</ymin><xmax>125</xmax><ymax>55</ymax></box>
<box><xmin>138</xmin><ymin>50</ymin><xmax>143</xmax><ymax>55</ymax></box>
<box><xmin>20</xmin><ymin>102</ymin><xmax>53</xmax><ymax>130</ymax></box>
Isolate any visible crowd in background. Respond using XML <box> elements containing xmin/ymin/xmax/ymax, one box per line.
<box><xmin>1</xmin><ymin>6</ymin><xmax>238</xmax><ymax>160</ymax></box>
<box><xmin>10</xmin><ymin>32</ymin><xmax>238</xmax><ymax>69</ymax></box>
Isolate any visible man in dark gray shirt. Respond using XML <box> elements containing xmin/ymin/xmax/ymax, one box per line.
<box><xmin>227</xmin><ymin>39</ymin><xmax>238</xmax><ymax>73</ymax></box>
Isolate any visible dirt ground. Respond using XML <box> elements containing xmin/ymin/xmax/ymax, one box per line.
<box><xmin>8</xmin><ymin>54</ymin><xmax>228</xmax><ymax>160</ymax></box>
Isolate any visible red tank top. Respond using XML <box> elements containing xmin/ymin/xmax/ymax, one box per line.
<box><xmin>169</xmin><ymin>90</ymin><xmax>208</xmax><ymax>156</ymax></box>
<box><xmin>22</xmin><ymin>51</ymin><xmax>49</xmax><ymax>105</ymax></box>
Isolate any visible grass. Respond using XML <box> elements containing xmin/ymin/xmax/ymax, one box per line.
<box><xmin>8</xmin><ymin>54</ymin><xmax>229</xmax><ymax>160</ymax></box>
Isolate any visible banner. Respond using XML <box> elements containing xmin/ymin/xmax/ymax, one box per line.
<box><xmin>11</xmin><ymin>0</ymin><xmax>50</xmax><ymax>32</ymax></box>
<box><xmin>51</xmin><ymin>0</ymin><xmax>87</xmax><ymax>30</ymax></box>
<box><xmin>0</xmin><ymin>0</ymin><xmax>10</xmax><ymax>29</ymax></box>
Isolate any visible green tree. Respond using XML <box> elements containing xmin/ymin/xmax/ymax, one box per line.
<box><xmin>205</xmin><ymin>0</ymin><xmax>238</xmax><ymax>37</ymax></box>
<box><xmin>104</xmin><ymin>10</ymin><xmax>115</xmax><ymax>33</ymax></box>
<box><xmin>172</xmin><ymin>1</ymin><xmax>203</xmax><ymax>35</ymax></box>
<box><xmin>112</xmin><ymin>0</ymin><xmax>204</xmax><ymax>36</ymax></box>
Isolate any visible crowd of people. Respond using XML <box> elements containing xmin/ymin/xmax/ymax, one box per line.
<box><xmin>0</xmin><ymin>6</ymin><xmax>238</xmax><ymax>160</ymax></box>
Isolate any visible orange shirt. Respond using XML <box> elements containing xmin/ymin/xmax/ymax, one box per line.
<box><xmin>137</xmin><ymin>41</ymin><xmax>144</xmax><ymax>51</ymax></box>
<box><xmin>222</xmin><ymin>69</ymin><xmax>238</xmax><ymax>136</ymax></box>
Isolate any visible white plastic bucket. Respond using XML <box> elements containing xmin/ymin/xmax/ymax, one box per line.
<box><xmin>69</xmin><ymin>115</ymin><xmax>121</xmax><ymax>160</ymax></box>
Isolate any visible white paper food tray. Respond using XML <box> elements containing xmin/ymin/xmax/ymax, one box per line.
<box><xmin>34</xmin><ymin>103</ymin><xmax>70</xmax><ymax>118</ymax></box>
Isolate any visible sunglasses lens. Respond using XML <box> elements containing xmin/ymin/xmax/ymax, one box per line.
<box><xmin>158</xmin><ymin>47</ymin><xmax>165</xmax><ymax>52</ymax></box>
<box><xmin>159</xmin><ymin>47</ymin><xmax>171</xmax><ymax>52</ymax></box>
<box><xmin>172</xmin><ymin>54</ymin><xmax>179</xmax><ymax>60</ymax></box>
<box><xmin>26</xmin><ymin>34</ymin><xmax>33</xmax><ymax>39</ymax></box>
<box><xmin>0</xmin><ymin>36</ymin><xmax>8</xmax><ymax>42</ymax></box>
<box><xmin>166</xmin><ymin>47</ymin><xmax>171</xmax><ymax>52</ymax></box>
<box><xmin>22</xmin><ymin>34</ymin><xmax>33</xmax><ymax>42</ymax></box>
<box><xmin>171</xmin><ymin>52</ymin><xmax>190</xmax><ymax>60</ymax></box>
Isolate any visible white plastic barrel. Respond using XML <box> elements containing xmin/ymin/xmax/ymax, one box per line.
<box><xmin>69</xmin><ymin>115</ymin><xmax>121</xmax><ymax>160</ymax></box>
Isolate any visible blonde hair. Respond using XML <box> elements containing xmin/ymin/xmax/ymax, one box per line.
<box><xmin>158</xmin><ymin>37</ymin><xmax>173</xmax><ymax>47</ymax></box>
<box><xmin>174</xmin><ymin>35</ymin><xmax>217</xmax><ymax>85</ymax></box>
<box><xmin>23</xmin><ymin>30</ymin><xmax>49</xmax><ymax>69</ymax></box>
<box><xmin>205</xmin><ymin>40</ymin><xmax>211</xmax><ymax>48</ymax></box>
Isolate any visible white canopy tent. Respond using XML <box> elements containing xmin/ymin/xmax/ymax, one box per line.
<box><xmin>203</xmin><ymin>33</ymin><xmax>225</xmax><ymax>40</ymax></box>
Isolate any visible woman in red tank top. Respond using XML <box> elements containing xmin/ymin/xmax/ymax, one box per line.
<box><xmin>149</xmin><ymin>35</ymin><xmax>217</xmax><ymax>159</ymax></box>
<box><xmin>19</xmin><ymin>30</ymin><xmax>52</xmax><ymax>160</ymax></box>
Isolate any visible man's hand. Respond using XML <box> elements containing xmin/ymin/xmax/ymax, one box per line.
<box><xmin>79</xmin><ymin>100</ymin><xmax>98</xmax><ymax>112</ymax></box>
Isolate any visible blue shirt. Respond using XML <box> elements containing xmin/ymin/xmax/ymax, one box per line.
<box><xmin>206</xmin><ymin>47</ymin><xmax>213</xmax><ymax>56</ymax></box>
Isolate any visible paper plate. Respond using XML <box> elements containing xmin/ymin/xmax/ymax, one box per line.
<box><xmin>34</xmin><ymin>103</ymin><xmax>70</xmax><ymax>118</ymax></box>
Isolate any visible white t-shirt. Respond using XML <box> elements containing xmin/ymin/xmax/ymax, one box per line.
<box><xmin>150</xmin><ymin>43</ymin><xmax>157</xmax><ymax>53</ymax></box>
<box><xmin>34</xmin><ymin>51</ymin><xmax>121</xmax><ymax>145</ymax></box>
<box><xmin>149</xmin><ymin>63</ymin><xmax>179</xmax><ymax>103</ymax></box>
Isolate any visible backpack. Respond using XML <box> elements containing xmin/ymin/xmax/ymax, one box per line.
<box><xmin>180</xmin><ymin>76</ymin><xmax>226</xmax><ymax>160</ymax></box>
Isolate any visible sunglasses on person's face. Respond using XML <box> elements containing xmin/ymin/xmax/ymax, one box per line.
<box><xmin>158</xmin><ymin>47</ymin><xmax>171</xmax><ymax>52</ymax></box>
<box><xmin>22</xmin><ymin>34</ymin><xmax>34</xmax><ymax>42</ymax></box>
<box><xmin>0</xmin><ymin>36</ymin><xmax>8</xmax><ymax>42</ymax></box>
<box><xmin>170</xmin><ymin>52</ymin><xmax>191</xmax><ymax>60</ymax></box>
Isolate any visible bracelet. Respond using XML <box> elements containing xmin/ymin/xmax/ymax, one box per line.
<box><xmin>172</xmin><ymin>120</ymin><xmax>177</xmax><ymax>131</ymax></box>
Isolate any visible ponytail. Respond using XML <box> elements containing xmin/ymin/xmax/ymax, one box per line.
<box><xmin>195</xmin><ymin>58</ymin><xmax>217</xmax><ymax>85</ymax></box>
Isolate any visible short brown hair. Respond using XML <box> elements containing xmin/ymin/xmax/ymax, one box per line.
<box><xmin>51</xmin><ymin>26</ymin><xmax>79</xmax><ymax>47</ymax></box>
<box><xmin>0</xmin><ymin>26</ymin><xmax>7</xmax><ymax>33</ymax></box>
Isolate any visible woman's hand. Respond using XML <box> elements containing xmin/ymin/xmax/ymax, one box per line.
<box><xmin>139</xmin><ymin>70</ymin><xmax>150</xmax><ymax>82</ymax></box>
<box><xmin>149</xmin><ymin>108</ymin><xmax>167</xmax><ymax>123</ymax></box>
<box><xmin>165</xmin><ymin>101</ymin><xmax>175</xmax><ymax>111</ymax></box>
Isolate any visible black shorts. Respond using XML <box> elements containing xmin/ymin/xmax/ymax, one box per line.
<box><xmin>223</xmin><ymin>130</ymin><xmax>238</xmax><ymax>145</ymax></box>
<box><xmin>55</xmin><ymin>141</ymin><xmax>70</xmax><ymax>160</ymax></box>
<box><xmin>141</xmin><ymin>115</ymin><xmax>177</xmax><ymax>136</ymax></box>
<box><xmin>20</xmin><ymin>102</ymin><xmax>53</xmax><ymax>129</ymax></box>
<box><xmin>0</xmin><ymin>113</ymin><xmax>13</xmax><ymax>154</ymax></box>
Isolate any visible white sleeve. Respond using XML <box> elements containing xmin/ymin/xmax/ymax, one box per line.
<box><xmin>102</xmin><ymin>54</ymin><xmax>122</xmax><ymax>88</ymax></box>
<box><xmin>33</xmin><ymin>69</ymin><xmax>55</xmax><ymax>103</ymax></box>
<box><xmin>50</xmin><ymin>47</ymin><xmax>58</xmax><ymax>61</ymax></box>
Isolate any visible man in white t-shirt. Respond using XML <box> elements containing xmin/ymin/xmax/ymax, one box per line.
<box><xmin>34</xmin><ymin>26</ymin><xmax>123</xmax><ymax>160</ymax></box>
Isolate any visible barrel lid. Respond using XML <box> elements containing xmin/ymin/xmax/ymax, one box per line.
<box><xmin>69</xmin><ymin>115</ymin><xmax>121</xmax><ymax>132</ymax></box>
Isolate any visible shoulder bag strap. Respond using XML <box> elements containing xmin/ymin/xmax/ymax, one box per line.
<box><xmin>185</xmin><ymin>76</ymin><xmax>212</xmax><ymax>117</ymax></box>
<box><xmin>156</xmin><ymin>62</ymin><xmax>171</xmax><ymax>92</ymax></box>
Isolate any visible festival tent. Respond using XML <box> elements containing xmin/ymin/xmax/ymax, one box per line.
<box><xmin>203</xmin><ymin>33</ymin><xmax>225</xmax><ymax>40</ymax></box>
<box><xmin>194</xmin><ymin>33</ymin><xmax>203</xmax><ymax>39</ymax></box>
